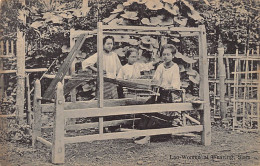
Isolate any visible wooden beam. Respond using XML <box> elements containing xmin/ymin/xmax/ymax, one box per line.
<box><xmin>205</xmin><ymin>55</ymin><xmax>260</xmax><ymax>59</ymax></box>
<box><xmin>0</xmin><ymin>54</ymin><xmax>15</xmax><ymax>58</ymax></box>
<box><xmin>36</xmin><ymin>136</ymin><xmax>52</xmax><ymax>148</ymax></box>
<box><xmin>66</xmin><ymin>118</ymin><xmax>141</xmax><ymax>130</ymax></box>
<box><xmin>63</xmin><ymin>103</ymin><xmax>203</xmax><ymax>119</ymax></box>
<box><xmin>232</xmin><ymin>71</ymin><xmax>259</xmax><ymax>74</ymax></box>
<box><xmin>183</xmin><ymin>113</ymin><xmax>200</xmax><ymax>125</ymax></box>
<box><xmin>231</xmin><ymin>85</ymin><xmax>259</xmax><ymax>88</ymax></box>
<box><xmin>70</xmin><ymin>29</ymin><xmax>96</xmax><ymax>39</ymax></box>
<box><xmin>0</xmin><ymin>113</ymin><xmax>16</xmax><ymax>118</ymax></box>
<box><xmin>103</xmin><ymin>31</ymin><xmax>199</xmax><ymax>37</ymax></box>
<box><xmin>52</xmin><ymin>82</ymin><xmax>65</xmax><ymax>164</ymax></box>
<box><xmin>208</xmin><ymin>79</ymin><xmax>259</xmax><ymax>84</ymax></box>
<box><xmin>102</xmin><ymin>25</ymin><xmax>201</xmax><ymax>32</ymax></box>
<box><xmin>64</xmin><ymin>125</ymin><xmax>203</xmax><ymax>144</ymax></box>
<box><xmin>42</xmin><ymin>74</ymin><xmax>72</xmax><ymax>79</ymax></box>
<box><xmin>230</xmin><ymin>99</ymin><xmax>260</xmax><ymax>103</ymax></box>
<box><xmin>69</xmin><ymin>31</ymin><xmax>77</xmax><ymax>103</ymax></box>
<box><xmin>41</xmin><ymin>97</ymin><xmax>149</xmax><ymax>113</ymax></box>
<box><xmin>0</xmin><ymin>68</ymin><xmax>48</xmax><ymax>74</ymax></box>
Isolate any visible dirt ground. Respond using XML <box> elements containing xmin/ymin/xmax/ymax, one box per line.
<box><xmin>0</xmin><ymin>126</ymin><xmax>259</xmax><ymax>166</ymax></box>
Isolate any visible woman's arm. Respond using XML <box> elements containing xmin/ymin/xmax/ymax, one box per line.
<box><xmin>170</xmin><ymin>64</ymin><xmax>181</xmax><ymax>89</ymax></box>
<box><xmin>114</xmin><ymin>53</ymin><xmax>122</xmax><ymax>74</ymax></box>
<box><xmin>117</xmin><ymin>67</ymin><xmax>124</xmax><ymax>79</ymax></box>
<box><xmin>81</xmin><ymin>53</ymin><xmax>97</xmax><ymax>70</ymax></box>
<box><xmin>152</xmin><ymin>64</ymin><xmax>163</xmax><ymax>85</ymax></box>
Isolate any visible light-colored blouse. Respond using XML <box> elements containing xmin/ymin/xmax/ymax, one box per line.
<box><xmin>117</xmin><ymin>62</ymin><xmax>154</xmax><ymax>80</ymax></box>
<box><xmin>153</xmin><ymin>63</ymin><xmax>181</xmax><ymax>89</ymax></box>
<box><xmin>82</xmin><ymin>52</ymin><xmax>122</xmax><ymax>79</ymax></box>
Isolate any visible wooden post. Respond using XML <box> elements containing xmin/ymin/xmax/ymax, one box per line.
<box><xmin>218</xmin><ymin>47</ymin><xmax>227</xmax><ymax>120</ymax></box>
<box><xmin>81</xmin><ymin>0</ymin><xmax>89</xmax><ymax>16</ymax></box>
<box><xmin>97</xmin><ymin>22</ymin><xmax>104</xmax><ymax>134</ymax></box>
<box><xmin>16</xmin><ymin>3</ymin><xmax>26</xmax><ymax>124</ymax></box>
<box><xmin>32</xmin><ymin>80</ymin><xmax>41</xmax><ymax>148</ymax></box>
<box><xmin>52</xmin><ymin>82</ymin><xmax>65</xmax><ymax>164</ymax></box>
<box><xmin>198</xmin><ymin>25</ymin><xmax>211</xmax><ymax>146</ymax></box>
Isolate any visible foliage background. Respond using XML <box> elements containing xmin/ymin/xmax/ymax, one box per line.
<box><xmin>0</xmin><ymin>0</ymin><xmax>259</xmax><ymax>140</ymax></box>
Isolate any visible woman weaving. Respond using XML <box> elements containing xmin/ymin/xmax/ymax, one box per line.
<box><xmin>135</xmin><ymin>44</ymin><xmax>182</xmax><ymax>144</ymax></box>
<box><xmin>82</xmin><ymin>36</ymin><xmax>122</xmax><ymax>99</ymax></box>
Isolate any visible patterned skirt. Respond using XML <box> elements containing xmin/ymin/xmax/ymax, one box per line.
<box><xmin>103</xmin><ymin>82</ymin><xmax>118</xmax><ymax>99</ymax></box>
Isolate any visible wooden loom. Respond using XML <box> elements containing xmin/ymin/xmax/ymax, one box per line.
<box><xmin>32</xmin><ymin>23</ymin><xmax>211</xmax><ymax>164</ymax></box>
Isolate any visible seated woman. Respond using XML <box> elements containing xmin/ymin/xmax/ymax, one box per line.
<box><xmin>117</xmin><ymin>48</ymin><xmax>157</xmax><ymax>80</ymax></box>
<box><xmin>135</xmin><ymin>44</ymin><xmax>181</xmax><ymax>144</ymax></box>
<box><xmin>151</xmin><ymin>44</ymin><xmax>181</xmax><ymax>102</ymax></box>
<box><xmin>117</xmin><ymin>48</ymin><xmax>160</xmax><ymax>98</ymax></box>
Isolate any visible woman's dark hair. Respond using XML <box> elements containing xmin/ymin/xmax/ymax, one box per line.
<box><xmin>125</xmin><ymin>48</ymin><xmax>138</xmax><ymax>58</ymax></box>
<box><xmin>103</xmin><ymin>36</ymin><xmax>115</xmax><ymax>45</ymax></box>
<box><xmin>141</xmin><ymin>49</ymin><xmax>153</xmax><ymax>61</ymax></box>
<box><xmin>160</xmin><ymin>44</ymin><xmax>177</xmax><ymax>57</ymax></box>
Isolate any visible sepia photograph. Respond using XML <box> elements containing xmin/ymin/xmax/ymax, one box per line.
<box><xmin>0</xmin><ymin>0</ymin><xmax>259</xmax><ymax>165</ymax></box>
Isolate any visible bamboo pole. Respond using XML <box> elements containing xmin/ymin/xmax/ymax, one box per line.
<box><xmin>242</xmin><ymin>50</ymin><xmax>250</xmax><ymax>128</ymax></box>
<box><xmin>6</xmin><ymin>40</ymin><xmax>9</xmax><ymax>55</ymax></box>
<box><xmin>10</xmin><ymin>40</ymin><xmax>14</xmax><ymax>55</ymax></box>
<box><xmin>225</xmin><ymin>57</ymin><xmax>231</xmax><ymax>99</ymax></box>
<box><xmin>25</xmin><ymin>74</ymin><xmax>32</xmax><ymax>125</ymax></box>
<box><xmin>97</xmin><ymin>22</ymin><xmax>104</xmax><ymax>134</ymax></box>
<box><xmin>250</xmin><ymin>49</ymin><xmax>254</xmax><ymax>99</ymax></box>
<box><xmin>0</xmin><ymin>41</ymin><xmax>3</xmax><ymax>55</ymax></box>
<box><xmin>218</xmin><ymin>47</ymin><xmax>227</xmax><ymax>120</ymax></box>
<box><xmin>257</xmin><ymin>46</ymin><xmax>260</xmax><ymax>131</ymax></box>
<box><xmin>0</xmin><ymin>45</ymin><xmax>4</xmax><ymax>100</ymax></box>
<box><xmin>232</xmin><ymin>50</ymin><xmax>238</xmax><ymax>130</ymax></box>
<box><xmin>213</xmin><ymin>53</ymin><xmax>217</xmax><ymax>117</ymax></box>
